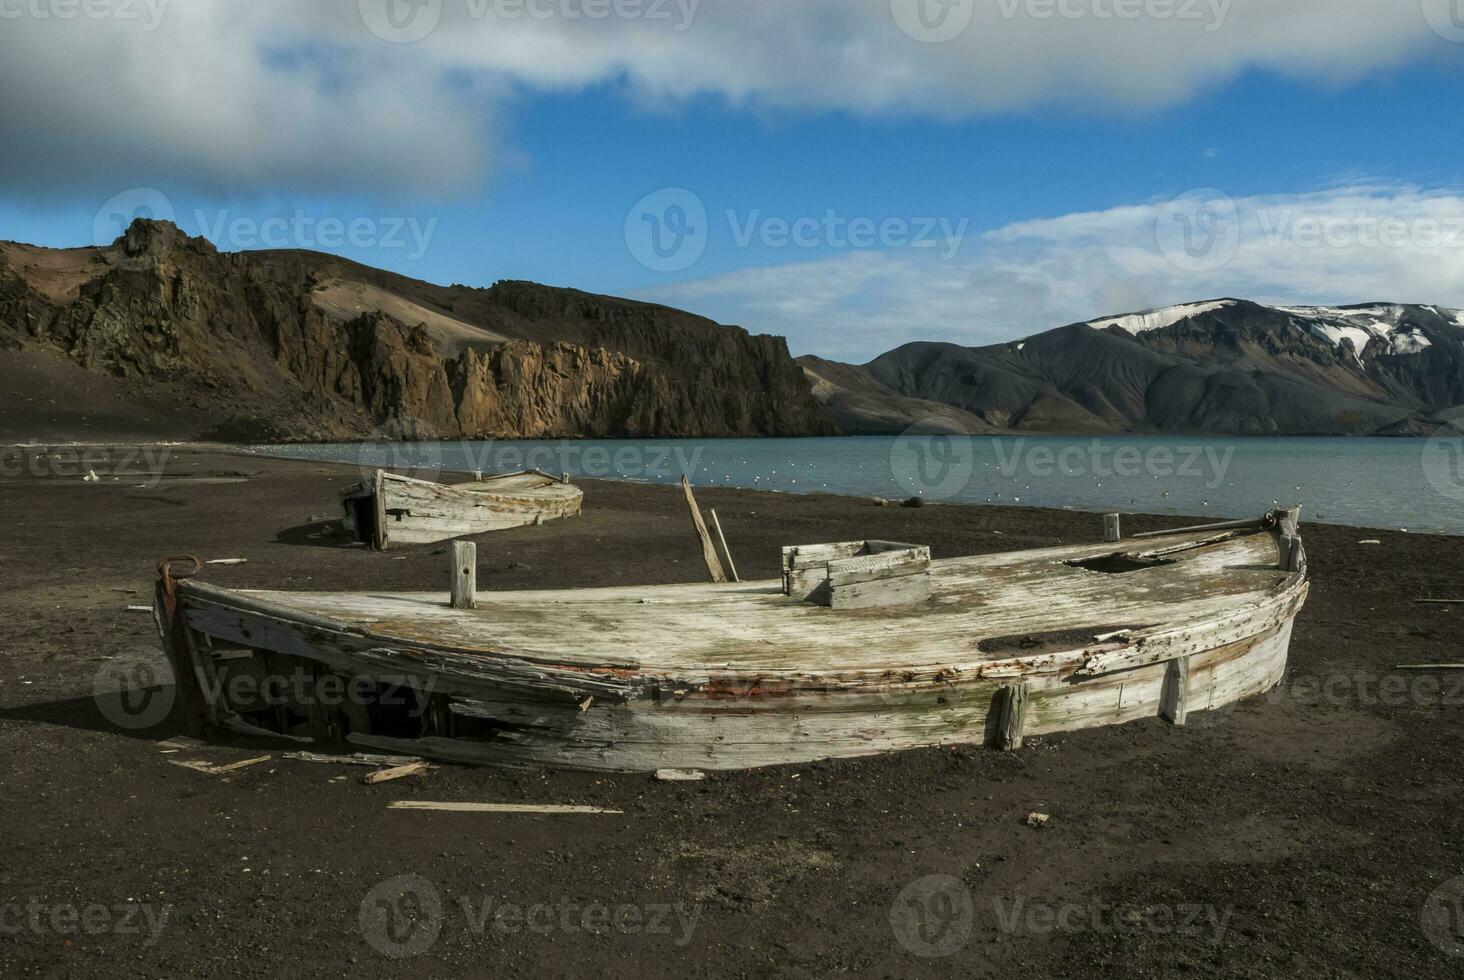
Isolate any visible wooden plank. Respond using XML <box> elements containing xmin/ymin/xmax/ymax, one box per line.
<box><xmin>168</xmin><ymin>755</ymin><xmax>271</xmax><ymax>775</ymax></box>
<box><xmin>710</xmin><ymin>509</ymin><xmax>740</xmax><ymax>584</ymax></box>
<box><xmin>1104</xmin><ymin>514</ymin><xmax>1122</xmax><ymax>543</ymax></box>
<box><xmin>362</xmin><ymin>761</ymin><xmax>431</xmax><ymax>784</ymax></box>
<box><xmin>1160</xmin><ymin>655</ymin><xmax>1189</xmax><ymax>725</ymax></box>
<box><xmin>681</xmin><ymin>477</ymin><xmax>727</xmax><ymax>584</ymax></box>
<box><xmin>450</xmin><ymin>541</ymin><xmax>477</xmax><ymax>610</ymax></box>
<box><xmin>996</xmin><ymin>683</ymin><xmax>1028</xmax><ymax>751</ymax></box>
<box><xmin>387</xmin><ymin>801</ymin><xmax>621</xmax><ymax>815</ymax></box>
<box><xmin>285</xmin><ymin>751</ymin><xmax>424</xmax><ymax>767</ymax></box>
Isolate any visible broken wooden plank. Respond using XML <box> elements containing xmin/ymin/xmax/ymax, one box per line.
<box><xmin>361</xmin><ymin>761</ymin><xmax>431</xmax><ymax>784</ymax></box>
<box><xmin>1394</xmin><ymin>664</ymin><xmax>1464</xmax><ymax>671</ymax></box>
<box><xmin>284</xmin><ymin>751</ymin><xmax>424</xmax><ymax>767</ymax></box>
<box><xmin>709</xmin><ymin>509</ymin><xmax>740</xmax><ymax>584</ymax></box>
<box><xmin>206</xmin><ymin>558</ymin><xmax>248</xmax><ymax>566</ymax></box>
<box><xmin>655</xmin><ymin>769</ymin><xmax>707</xmax><ymax>782</ymax></box>
<box><xmin>168</xmin><ymin>755</ymin><xmax>270</xmax><ymax>776</ymax></box>
<box><xmin>387</xmin><ymin>801</ymin><xmax>621</xmax><ymax>815</ymax></box>
<box><xmin>680</xmin><ymin>477</ymin><xmax>727</xmax><ymax>584</ymax></box>
<box><xmin>450</xmin><ymin>541</ymin><xmax>477</xmax><ymax>610</ymax></box>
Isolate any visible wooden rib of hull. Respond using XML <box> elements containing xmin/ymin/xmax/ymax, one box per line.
<box><xmin>340</xmin><ymin>469</ymin><xmax>582</xmax><ymax>550</ymax></box>
<box><xmin>156</xmin><ymin>517</ymin><xmax>1308</xmax><ymax>771</ymax></box>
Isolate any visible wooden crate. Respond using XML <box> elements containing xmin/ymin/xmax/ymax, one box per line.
<box><xmin>781</xmin><ymin>540</ymin><xmax>931</xmax><ymax>609</ymax></box>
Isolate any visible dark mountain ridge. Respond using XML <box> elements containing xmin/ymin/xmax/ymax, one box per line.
<box><xmin>802</xmin><ymin>299</ymin><xmax>1464</xmax><ymax>436</ymax></box>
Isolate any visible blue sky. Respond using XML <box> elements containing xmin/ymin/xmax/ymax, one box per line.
<box><xmin>2</xmin><ymin>1</ymin><xmax>1463</xmax><ymax>360</ymax></box>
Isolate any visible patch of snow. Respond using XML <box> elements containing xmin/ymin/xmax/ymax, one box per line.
<box><xmin>1090</xmin><ymin>300</ymin><xmax>1235</xmax><ymax>335</ymax></box>
<box><xmin>1390</xmin><ymin>328</ymin><xmax>1432</xmax><ymax>355</ymax></box>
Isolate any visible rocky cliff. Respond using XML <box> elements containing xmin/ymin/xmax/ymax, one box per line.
<box><xmin>0</xmin><ymin>220</ymin><xmax>835</xmax><ymax>442</ymax></box>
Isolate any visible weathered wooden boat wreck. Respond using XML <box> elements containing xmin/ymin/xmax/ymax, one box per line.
<box><xmin>154</xmin><ymin>509</ymin><xmax>1308</xmax><ymax>772</ymax></box>
<box><xmin>340</xmin><ymin>469</ymin><xmax>582</xmax><ymax>550</ymax></box>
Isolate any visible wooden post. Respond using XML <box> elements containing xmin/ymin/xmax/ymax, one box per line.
<box><xmin>1160</xmin><ymin>656</ymin><xmax>1189</xmax><ymax>726</ymax></box>
<box><xmin>1280</xmin><ymin>534</ymin><xmax>1302</xmax><ymax>572</ymax></box>
<box><xmin>450</xmin><ymin>541</ymin><xmax>477</xmax><ymax>609</ymax></box>
<box><xmin>1104</xmin><ymin>513</ymin><xmax>1121</xmax><ymax>543</ymax></box>
<box><xmin>709</xmin><ymin>509</ymin><xmax>740</xmax><ymax>583</ymax></box>
<box><xmin>680</xmin><ymin>477</ymin><xmax>728</xmax><ymax>584</ymax></box>
<box><xmin>560</xmin><ymin>472</ymin><xmax>571</xmax><ymax>485</ymax></box>
<box><xmin>996</xmin><ymin>683</ymin><xmax>1029</xmax><ymax>751</ymax></box>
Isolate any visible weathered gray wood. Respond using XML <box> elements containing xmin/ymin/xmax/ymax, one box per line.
<box><xmin>828</xmin><ymin>572</ymin><xmax>930</xmax><ymax>610</ymax></box>
<box><xmin>1280</xmin><ymin>534</ymin><xmax>1303</xmax><ymax>572</ymax></box>
<box><xmin>996</xmin><ymin>683</ymin><xmax>1029</xmax><ymax>750</ymax></box>
<box><xmin>681</xmin><ymin>477</ymin><xmax>727</xmax><ymax>584</ymax></box>
<box><xmin>160</xmin><ymin>515</ymin><xmax>1309</xmax><ymax>772</ymax></box>
<box><xmin>342</xmin><ymin>470</ymin><xmax>582</xmax><ymax>550</ymax></box>
<box><xmin>710</xmin><ymin>509</ymin><xmax>740</xmax><ymax>583</ymax></box>
<box><xmin>1160</xmin><ymin>655</ymin><xmax>1189</xmax><ymax>725</ymax></box>
<box><xmin>450</xmin><ymin>541</ymin><xmax>477</xmax><ymax>610</ymax></box>
<box><xmin>1104</xmin><ymin>513</ymin><xmax>1122</xmax><ymax>543</ymax></box>
<box><xmin>387</xmin><ymin>801</ymin><xmax>621</xmax><ymax>815</ymax></box>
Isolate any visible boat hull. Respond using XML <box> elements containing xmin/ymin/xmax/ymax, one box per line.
<box><xmin>154</xmin><ymin>515</ymin><xmax>1309</xmax><ymax>771</ymax></box>
<box><xmin>341</xmin><ymin>469</ymin><xmax>582</xmax><ymax>550</ymax></box>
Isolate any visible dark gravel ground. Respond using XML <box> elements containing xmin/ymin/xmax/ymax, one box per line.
<box><xmin>0</xmin><ymin>447</ymin><xmax>1461</xmax><ymax>978</ymax></box>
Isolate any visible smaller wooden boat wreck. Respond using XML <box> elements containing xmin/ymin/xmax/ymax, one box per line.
<box><xmin>154</xmin><ymin>508</ymin><xmax>1308</xmax><ymax>771</ymax></box>
<box><xmin>341</xmin><ymin>469</ymin><xmax>582</xmax><ymax>550</ymax></box>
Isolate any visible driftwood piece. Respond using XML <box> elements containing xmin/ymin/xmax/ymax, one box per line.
<box><xmin>681</xmin><ymin>477</ymin><xmax>727</xmax><ymax>584</ymax></box>
<box><xmin>450</xmin><ymin>541</ymin><xmax>477</xmax><ymax>610</ymax></box>
<box><xmin>709</xmin><ymin>509</ymin><xmax>739</xmax><ymax>583</ymax></box>
<box><xmin>1104</xmin><ymin>514</ymin><xmax>1122</xmax><ymax>543</ymax></box>
<box><xmin>362</xmin><ymin>761</ymin><xmax>431</xmax><ymax>784</ymax></box>
<box><xmin>655</xmin><ymin>769</ymin><xmax>707</xmax><ymax>782</ymax></box>
<box><xmin>387</xmin><ymin>801</ymin><xmax>621</xmax><ymax>815</ymax></box>
<box><xmin>285</xmin><ymin>751</ymin><xmax>423</xmax><ymax>767</ymax></box>
<box><xmin>168</xmin><ymin>755</ymin><xmax>271</xmax><ymax>776</ymax></box>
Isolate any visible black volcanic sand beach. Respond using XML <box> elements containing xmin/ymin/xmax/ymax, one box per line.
<box><xmin>1</xmin><ymin>447</ymin><xmax>1461</xmax><ymax>978</ymax></box>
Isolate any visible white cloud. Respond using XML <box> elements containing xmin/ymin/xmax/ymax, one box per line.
<box><xmin>0</xmin><ymin>1</ymin><xmax>1449</xmax><ymax>199</ymax></box>
<box><xmin>641</xmin><ymin>185</ymin><xmax>1464</xmax><ymax>361</ymax></box>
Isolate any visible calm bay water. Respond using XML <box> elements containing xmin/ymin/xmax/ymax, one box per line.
<box><xmin>249</xmin><ymin>434</ymin><xmax>1464</xmax><ymax>536</ymax></box>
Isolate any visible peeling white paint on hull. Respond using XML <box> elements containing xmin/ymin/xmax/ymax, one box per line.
<box><xmin>155</xmin><ymin>513</ymin><xmax>1308</xmax><ymax>771</ymax></box>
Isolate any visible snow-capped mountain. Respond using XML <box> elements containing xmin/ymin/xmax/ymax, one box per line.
<box><xmin>801</xmin><ymin>299</ymin><xmax>1464</xmax><ymax>436</ymax></box>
